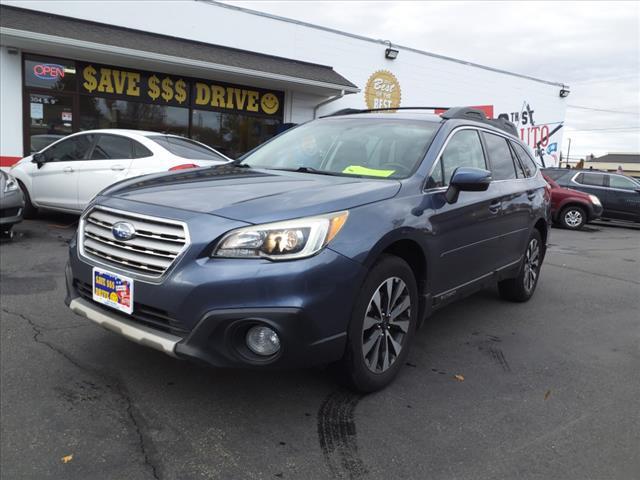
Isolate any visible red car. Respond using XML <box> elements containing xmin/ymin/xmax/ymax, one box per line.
<box><xmin>543</xmin><ymin>173</ymin><xmax>604</xmax><ymax>230</ymax></box>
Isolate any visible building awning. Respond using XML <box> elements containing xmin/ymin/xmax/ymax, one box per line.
<box><xmin>0</xmin><ymin>5</ymin><xmax>359</xmax><ymax>96</ymax></box>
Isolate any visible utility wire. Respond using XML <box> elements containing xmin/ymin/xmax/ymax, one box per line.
<box><xmin>566</xmin><ymin>105</ymin><xmax>639</xmax><ymax>115</ymax></box>
<box><xmin>566</xmin><ymin>127</ymin><xmax>640</xmax><ymax>133</ymax></box>
<box><xmin>571</xmin><ymin>74</ymin><xmax>639</xmax><ymax>85</ymax></box>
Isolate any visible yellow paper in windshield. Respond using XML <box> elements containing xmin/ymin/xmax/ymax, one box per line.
<box><xmin>342</xmin><ymin>165</ymin><xmax>395</xmax><ymax>177</ymax></box>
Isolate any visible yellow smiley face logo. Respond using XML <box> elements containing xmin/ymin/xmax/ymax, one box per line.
<box><xmin>109</xmin><ymin>292</ymin><xmax>119</xmax><ymax>302</ymax></box>
<box><xmin>260</xmin><ymin>93</ymin><xmax>280</xmax><ymax>114</ymax></box>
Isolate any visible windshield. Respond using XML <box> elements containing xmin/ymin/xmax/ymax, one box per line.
<box><xmin>240</xmin><ymin>117</ymin><xmax>440</xmax><ymax>179</ymax></box>
<box><xmin>149</xmin><ymin>135</ymin><xmax>227</xmax><ymax>161</ymax></box>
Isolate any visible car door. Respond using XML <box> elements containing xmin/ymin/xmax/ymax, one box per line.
<box><xmin>31</xmin><ymin>134</ymin><xmax>94</xmax><ymax>211</ymax></box>
<box><xmin>426</xmin><ymin>128</ymin><xmax>504</xmax><ymax>293</ymax></box>
<box><xmin>603</xmin><ymin>174</ymin><xmax>640</xmax><ymax>221</ymax></box>
<box><xmin>481</xmin><ymin>132</ymin><xmax>534</xmax><ymax>267</ymax></box>
<box><xmin>76</xmin><ymin>134</ymin><xmax>135</xmax><ymax>208</ymax></box>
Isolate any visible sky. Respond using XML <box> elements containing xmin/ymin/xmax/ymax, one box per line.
<box><xmin>227</xmin><ymin>1</ymin><xmax>640</xmax><ymax>160</ymax></box>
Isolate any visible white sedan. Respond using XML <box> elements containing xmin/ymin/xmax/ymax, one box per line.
<box><xmin>10</xmin><ymin>129</ymin><xmax>229</xmax><ymax>216</ymax></box>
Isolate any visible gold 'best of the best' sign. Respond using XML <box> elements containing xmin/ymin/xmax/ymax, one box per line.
<box><xmin>79</xmin><ymin>63</ymin><xmax>283</xmax><ymax>116</ymax></box>
<box><xmin>364</xmin><ymin>70</ymin><xmax>402</xmax><ymax>111</ymax></box>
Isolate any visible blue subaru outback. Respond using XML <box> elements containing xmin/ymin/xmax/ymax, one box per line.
<box><xmin>65</xmin><ymin>107</ymin><xmax>550</xmax><ymax>392</ymax></box>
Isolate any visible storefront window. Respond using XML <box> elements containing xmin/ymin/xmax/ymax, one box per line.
<box><xmin>23</xmin><ymin>55</ymin><xmax>284</xmax><ymax>156</ymax></box>
<box><xmin>27</xmin><ymin>93</ymin><xmax>74</xmax><ymax>153</ymax></box>
<box><xmin>191</xmin><ymin>109</ymin><xmax>280</xmax><ymax>159</ymax></box>
<box><xmin>79</xmin><ymin>97</ymin><xmax>189</xmax><ymax>136</ymax></box>
<box><xmin>24</xmin><ymin>56</ymin><xmax>77</xmax><ymax>92</ymax></box>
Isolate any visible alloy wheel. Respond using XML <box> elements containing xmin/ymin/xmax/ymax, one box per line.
<box><xmin>564</xmin><ymin>209</ymin><xmax>583</xmax><ymax>228</ymax></box>
<box><xmin>522</xmin><ymin>238</ymin><xmax>540</xmax><ymax>293</ymax></box>
<box><xmin>361</xmin><ymin>277</ymin><xmax>411</xmax><ymax>373</ymax></box>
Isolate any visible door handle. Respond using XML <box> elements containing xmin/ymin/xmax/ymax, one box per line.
<box><xmin>488</xmin><ymin>201</ymin><xmax>501</xmax><ymax>214</ymax></box>
<box><xmin>63</xmin><ymin>166</ymin><xmax>74</xmax><ymax>173</ymax></box>
<box><xmin>527</xmin><ymin>190</ymin><xmax>537</xmax><ymax>200</ymax></box>
<box><xmin>110</xmin><ymin>165</ymin><xmax>125</xmax><ymax>171</ymax></box>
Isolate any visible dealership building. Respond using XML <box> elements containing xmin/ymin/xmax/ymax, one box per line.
<box><xmin>0</xmin><ymin>1</ymin><xmax>569</xmax><ymax>166</ymax></box>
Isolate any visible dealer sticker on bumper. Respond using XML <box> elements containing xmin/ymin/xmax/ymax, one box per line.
<box><xmin>92</xmin><ymin>267</ymin><xmax>134</xmax><ymax>315</ymax></box>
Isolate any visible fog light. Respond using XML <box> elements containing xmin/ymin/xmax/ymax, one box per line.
<box><xmin>246</xmin><ymin>325</ymin><xmax>280</xmax><ymax>356</ymax></box>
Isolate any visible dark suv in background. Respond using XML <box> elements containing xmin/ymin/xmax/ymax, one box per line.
<box><xmin>544</xmin><ymin>168</ymin><xmax>640</xmax><ymax>223</ymax></box>
<box><xmin>65</xmin><ymin>107</ymin><xmax>550</xmax><ymax>392</ymax></box>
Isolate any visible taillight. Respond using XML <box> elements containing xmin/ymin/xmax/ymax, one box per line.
<box><xmin>169</xmin><ymin>163</ymin><xmax>199</xmax><ymax>171</ymax></box>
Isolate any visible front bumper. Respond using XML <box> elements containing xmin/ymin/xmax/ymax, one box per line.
<box><xmin>591</xmin><ymin>203</ymin><xmax>604</xmax><ymax>220</ymax></box>
<box><xmin>69</xmin><ymin>297</ymin><xmax>181</xmax><ymax>357</ymax></box>
<box><xmin>65</xmin><ymin>234</ymin><xmax>366</xmax><ymax>368</ymax></box>
<box><xmin>0</xmin><ymin>189</ymin><xmax>24</xmax><ymax>228</ymax></box>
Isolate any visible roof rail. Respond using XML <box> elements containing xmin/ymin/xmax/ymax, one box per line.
<box><xmin>440</xmin><ymin>107</ymin><xmax>487</xmax><ymax>121</ymax></box>
<box><xmin>441</xmin><ymin>107</ymin><xmax>519</xmax><ymax>137</ymax></box>
<box><xmin>325</xmin><ymin>105</ymin><xmax>519</xmax><ymax>137</ymax></box>
<box><xmin>324</xmin><ymin>106</ymin><xmax>450</xmax><ymax>117</ymax></box>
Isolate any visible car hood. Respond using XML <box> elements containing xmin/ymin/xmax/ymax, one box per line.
<box><xmin>562</xmin><ymin>187</ymin><xmax>592</xmax><ymax>199</ymax></box>
<box><xmin>100</xmin><ymin>164</ymin><xmax>402</xmax><ymax>224</ymax></box>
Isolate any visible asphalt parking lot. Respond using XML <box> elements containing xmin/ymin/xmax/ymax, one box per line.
<box><xmin>1</xmin><ymin>213</ymin><xmax>639</xmax><ymax>480</ymax></box>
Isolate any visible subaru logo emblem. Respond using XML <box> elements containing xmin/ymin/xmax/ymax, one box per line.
<box><xmin>112</xmin><ymin>221</ymin><xmax>136</xmax><ymax>241</ymax></box>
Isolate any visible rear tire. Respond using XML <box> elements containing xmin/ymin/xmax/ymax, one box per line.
<box><xmin>18</xmin><ymin>181</ymin><xmax>38</xmax><ymax>219</ymax></box>
<box><xmin>498</xmin><ymin>229</ymin><xmax>543</xmax><ymax>303</ymax></box>
<box><xmin>339</xmin><ymin>254</ymin><xmax>418</xmax><ymax>393</ymax></box>
<box><xmin>559</xmin><ymin>205</ymin><xmax>586</xmax><ymax>230</ymax></box>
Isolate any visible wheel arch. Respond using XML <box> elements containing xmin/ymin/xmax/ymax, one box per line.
<box><xmin>558</xmin><ymin>201</ymin><xmax>591</xmax><ymax>221</ymax></box>
<box><xmin>361</xmin><ymin>230</ymin><xmax>430</xmax><ymax>324</ymax></box>
<box><xmin>533</xmin><ymin>217</ymin><xmax>549</xmax><ymax>255</ymax></box>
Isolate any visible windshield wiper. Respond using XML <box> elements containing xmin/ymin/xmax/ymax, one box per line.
<box><xmin>270</xmin><ymin>166</ymin><xmax>340</xmax><ymax>176</ymax></box>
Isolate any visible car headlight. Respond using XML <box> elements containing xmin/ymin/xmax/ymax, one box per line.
<box><xmin>213</xmin><ymin>211</ymin><xmax>349</xmax><ymax>260</ymax></box>
<box><xmin>4</xmin><ymin>175</ymin><xmax>19</xmax><ymax>192</ymax></box>
<box><xmin>588</xmin><ymin>194</ymin><xmax>601</xmax><ymax>206</ymax></box>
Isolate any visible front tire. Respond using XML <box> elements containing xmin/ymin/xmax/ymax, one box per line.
<box><xmin>559</xmin><ymin>205</ymin><xmax>586</xmax><ymax>230</ymax></box>
<box><xmin>18</xmin><ymin>181</ymin><xmax>38</xmax><ymax>219</ymax></box>
<box><xmin>340</xmin><ymin>255</ymin><xmax>418</xmax><ymax>393</ymax></box>
<box><xmin>498</xmin><ymin>230</ymin><xmax>543</xmax><ymax>302</ymax></box>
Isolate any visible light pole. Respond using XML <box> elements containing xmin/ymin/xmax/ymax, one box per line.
<box><xmin>566</xmin><ymin>138</ymin><xmax>571</xmax><ymax>168</ymax></box>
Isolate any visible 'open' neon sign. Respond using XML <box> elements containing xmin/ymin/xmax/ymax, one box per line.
<box><xmin>33</xmin><ymin>64</ymin><xmax>65</xmax><ymax>80</ymax></box>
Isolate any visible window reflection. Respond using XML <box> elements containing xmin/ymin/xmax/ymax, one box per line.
<box><xmin>79</xmin><ymin>97</ymin><xmax>189</xmax><ymax>136</ymax></box>
<box><xmin>191</xmin><ymin>109</ymin><xmax>279</xmax><ymax>159</ymax></box>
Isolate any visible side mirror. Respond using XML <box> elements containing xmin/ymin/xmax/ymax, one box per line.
<box><xmin>32</xmin><ymin>152</ymin><xmax>45</xmax><ymax>168</ymax></box>
<box><xmin>445</xmin><ymin>167</ymin><xmax>492</xmax><ymax>204</ymax></box>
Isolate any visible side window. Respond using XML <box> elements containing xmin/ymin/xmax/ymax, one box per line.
<box><xmin>511</xmin><ymin>142</ymin><xmax>538</xmax><ymax>177</ymax></box>
<box><xmin>608</xmin><ymin>175</ymin><xmax>638</xmax><ymax>190</ymax></box>
<box><xmin>483</xmin><ymin>132</ymin><xmax>517</xmax><ymax>180</ymax></box>
<box><xmin>427</xmin><ymin>129</ymin><xmax>485</xmax><ymax>188</ymax></box>
<box><xmin>426</xmin><ymin>159</ymin><xmax>444</xmax><ymax>189</ymax></box>
<box><xmin>509</xmin><ymin>144</ymin><xmax>526</xmax><ymax>178</ymax></box>
<box><xmin>578</xmin><ymin>173</ymin><xmax>605</xmax><ymax>187</ymax></box>
<box><xmin>43</xmin><ymin>135</ymin><xmax>94</xmax><ymax>162</ymax></box>
<box><xmin>133</xmin><ymin>141</ymin><xmax>153</xmax><ymax>159</ymax></box>
<box><xmin>90</xmin><ymin>135</ymin><xmax>133</xmax><ymax>160</ymax></box>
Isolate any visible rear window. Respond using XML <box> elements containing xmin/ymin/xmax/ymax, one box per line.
<box><xmin>149</xmin><ymin>135</ymin><xmax>226</xmax><ymax>161</ymax></box>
